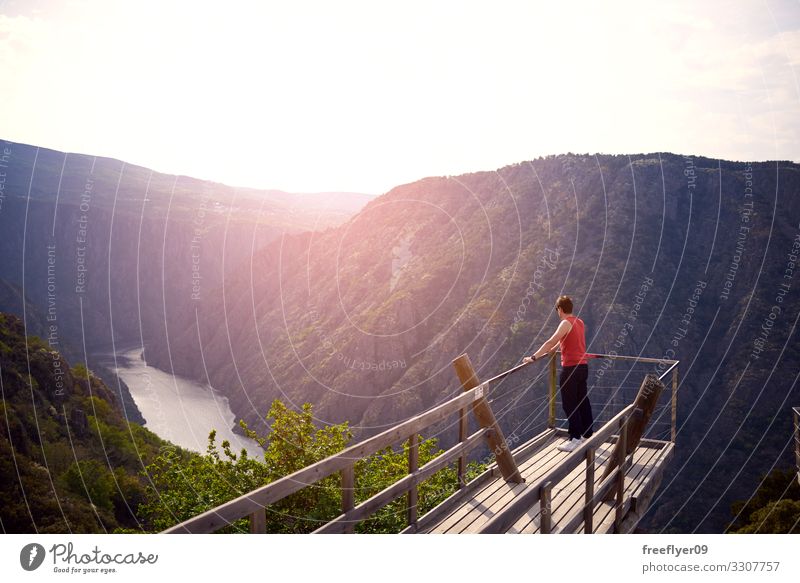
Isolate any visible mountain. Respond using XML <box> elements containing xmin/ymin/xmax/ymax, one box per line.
<box><xmin>144</xmin><ymin>152</ymin><xmax>800</xmax><ymax>533</ymax></box>
<box><xmin>1</xmin><ymin>138</ymin><xmax>798</xmax><ymax>533</ymax></box>
<box><xmin>0</xmin><ymin>138</ymin><xmax>372</xmax><ymax>411</ymax></box>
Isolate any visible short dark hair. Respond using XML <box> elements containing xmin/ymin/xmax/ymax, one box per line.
<box><xmin>556</xmin><ymin>296</ymin><xmax>573</xmax><ymax>314</ymax></box>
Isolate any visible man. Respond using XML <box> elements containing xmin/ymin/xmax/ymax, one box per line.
<box><xmin>523</xmin><ymin>295</ymin><xmax>593</xmax><ymax>452</ymax></box>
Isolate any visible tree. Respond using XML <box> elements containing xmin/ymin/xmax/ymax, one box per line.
<box><xmin>733</xmin><ymin>500</ymin><xmax>800</xmax><ymax>534</ymax></box>
<box><xmin>61</xmin><ymin>460</ymin><xmax>115</xmax><ymax>512</ymax></box>
<box><xmin>138</xmin><ymin>399</ymin><xmax>486</xmax><ymax>533</ymax></box>
<box><xmin>729</xmin><ymin>468</ymin><xmax>800</xmax><ymax>533</ymax></box>
<box><xmin>354</xmin><ymin>437</ymin><xmax>484</xmax><ymax>533</ymax></box>
<box><xmin>138</xmin><ymin>399</ymin><xmax>351</xmax><ymax>533</ymax></box>
<box><xmin>136</xmin><ymin>433</ymin><xmax>270</xmax><ymax>533</ymax></box>
<box><xmin>243</xmin><ymin>399</ymin><xmax>352</xmax><ymax>533</ymax></box>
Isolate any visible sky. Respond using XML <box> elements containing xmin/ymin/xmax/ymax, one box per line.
<box><xmin>0</xmin><ymin>0</ymin><xmax>798</xmax><ymax>194</ymax></box>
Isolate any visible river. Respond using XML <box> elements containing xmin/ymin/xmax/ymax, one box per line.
<box><xmin>94</xmin><ymin>346</ymin><xmax>263</xmax><ymax>459</ymax></box>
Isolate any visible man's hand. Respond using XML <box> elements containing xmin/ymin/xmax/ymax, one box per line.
<box><xmin>523</xmin><ymin>355</ymin><xmax>536</xmax><ymax>364</ymax></box>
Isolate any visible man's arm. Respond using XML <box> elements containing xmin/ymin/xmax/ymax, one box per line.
<box><xmin>523</xmin><ymin>319</ymin><xmax>572</xmax><ymax>363</ymax></box>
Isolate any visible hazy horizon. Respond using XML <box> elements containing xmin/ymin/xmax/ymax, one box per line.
<box><xmin>1</xmin><ymin>0</ymin><xmax>798</xmax><ymax>193</ymax></box>
<box><xmin>5</xmin><ymin>135</ymin><xmax>798</xmax><ymax>200</ymax></box>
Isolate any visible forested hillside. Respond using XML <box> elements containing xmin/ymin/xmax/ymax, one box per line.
<box><xmin>2</xmin><ymin>139</ymin><xmax>798</xmax><ymax>533</ymax></box>
<box><xmin>151</xmin><ymin>153</ymin><xmax>800</xmax><ymax>532</ymax></box>
<box><xmin>0</xmin><ymin>312</ymin><xmax>477</xmax><ymax>533</ymax></box>
<box><xmin>0</xmin><ymin>139</ymin><xmax>371</xmax><ymax>384</ymax></box>
<box><xmin>0</xmin><ymin>312</ymin><xmax>169</xmax><ymax>532</ymax></box>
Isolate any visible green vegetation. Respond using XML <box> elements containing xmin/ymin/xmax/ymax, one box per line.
<box><xmin>728</xmin><ymin>468</ymin><xmax>800</xmax><ymax>533</ymax></box>
<box><xmin>353</xmin><ymin>435</ymin><xmax>484</xmax><ymax>533</ymax></box>
<box><xmin>140</xmin><ymin>398</ymin><xmax>485</xmax><ymax>533</ymax></box>
<box><xmin>1</xmin><ymin>312</ymin><xmax>485</xmax><ymax>533</ymax></box>
<box><xmin>0</xmin><ymin>312</ymin><xmax>170</xmax><ymax>533</ymax></box>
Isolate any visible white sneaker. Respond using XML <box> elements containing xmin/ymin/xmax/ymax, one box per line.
<box><xmin>557</xmin><ymin>438</ymin><xmax>580</xmax><ymax>452</ymax></box>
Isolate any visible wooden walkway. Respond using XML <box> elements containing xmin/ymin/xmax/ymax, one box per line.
<box><xmin>408</xmin><ymin>429</ymin><xmax>674</xmax><ymax>534</ymax></box>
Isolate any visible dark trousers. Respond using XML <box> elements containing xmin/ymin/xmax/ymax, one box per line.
<box><xmin>560</xmin><ymin>364</ymin><xmax>593</xmax><ymax>439</ymax></box>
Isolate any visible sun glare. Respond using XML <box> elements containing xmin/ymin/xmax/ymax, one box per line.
<box><xmin>0</xmin><ymin>0</ymin><xmax>797</xmax><ymax>192</ymax></box>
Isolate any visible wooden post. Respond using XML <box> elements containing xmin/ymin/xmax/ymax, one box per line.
<box><xmin>548</xmin><ymin>352</ymin><xmax>558</xmax><ymax>428</ymax></box>
<box><xmin>458</xmin><ymin>407</ymin><xmax>467</xmax><ymax>489</ymax></box>
<box><xmin>671</xmin><ymin>367</ymin><xmax>678</xmax><ymax>443</ymax></box>
<box><xmin>452</xmin><ymin>354</ymin><xmax>523</xmax><ymax>483</ymax></box>
<box><xmin>600</xmin><ymin>374</ymin><xmax>665</xmax><ymax>485</ymax></box>
<box><xmin>614</xmin><ymin>415</ymin><xmax>627</xmax><ymax>532</ymax></box>
<box><xmin>249</xmin><ymin>508</ymin><xmax>266</xmax><ymax>533</ymax></box>
<box><xmin>540</xmin><ymin>481</ymin><xmax>553</xmax><ymax>533</ymax></box>
<box><xmin>407</xmin><ymin>434</ymin><xmax>419</xmax><ymax>527</ymax></box>
<box><xmin>341</xmin><ymin>465</ymin><xmax>355</xmax><ymax>534</ymax></box>
<box><xmin>584</xmin><ymin>448</ymin><xmax>595</xmax><ymax>534</ymax></box>
<box><xmin>794</xmin><ymin>408</ymin><xmax>800</xmax><ymax>487</ymax></box>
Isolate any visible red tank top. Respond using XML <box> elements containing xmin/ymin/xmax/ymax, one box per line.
<box><xmin>560</xmin><ymin>315</ymin><xmax>587</xmax><ymax>366</ymax></box>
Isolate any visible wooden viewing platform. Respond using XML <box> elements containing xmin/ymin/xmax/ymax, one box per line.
<box><xmin>408</xmin><ymin>431</ymin><xmax>673</xmax><ymax>533</ymax></box>
<box><xmin>163</xmin><ymin>352</ymin><xmax>679</xmax><ymax>534</ymax></box>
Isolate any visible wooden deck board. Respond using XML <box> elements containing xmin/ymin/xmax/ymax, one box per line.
<box><xmin>405</xmin><ymin>428</ymin><xmax>558</xmax><ymax>533</ymax></box>
<box><xmin>594</xmin><ymin>449</ymin><xmax>671</xmax><ymax>533</ymax></box>
<box><xmin>429</xmin><ymin>436</ymin><xmax>578</xmax><ymax>533</ymax></box>
<box><xmin>423</xmin><ymin>434</ymin><xmax>671</xmax><ymax>534</ymax></box>
<box><xmin>583</xmin><ymin>446</ymin><xmax>663</xmax><ymax>534</ymax></box>
<box><xmin>430</xmin><ymin>439</ymin><xmax>564</xmax><ymax>533</ymax></box>
<box><xmin>511</xmin><ymin>444</ymin><xmax>655</xmax><ymax>533</ymax></box>
<box><xmin>459</xmin><ymin>448</ymin><xmax>567</xmax><ymax>533</ymax></box>
<box><xmin>509</xmin><ymin>442</ymin><xmax>621</xmax><ymax>533</ymax></box>
<box><xmin>580</xmin><ymin>446</ymin><xmax>659</xmax><ymax>533</ymax></box>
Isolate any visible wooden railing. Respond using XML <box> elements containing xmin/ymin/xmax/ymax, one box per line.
<box><xmin>480</xmin><ymin>360</ymin><xmax>678</xmax><ymax>534</ymax></box>
<box><xmin>479</xmin><ymin>403</ymin><xmax>637</xmax><ymax>533</ymax></box>
<box><xmin>163</xmin><ymin>351</ymin><xmax>678</xmax><ymax>534</ymax></box>
<box><xmin>794</xmin><ymin>407</ymin><xmax>800</xmax><ymax>487</ymax></box>
<box><xmin>163</xmin><ymin>353</ymin><xmax>530</xmax><ymax>533</ymax></box>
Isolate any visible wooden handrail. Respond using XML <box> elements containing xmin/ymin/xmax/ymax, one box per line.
<box><xmin>477</xmin><ymin>403</ymin><xmax>636</xmax><ymax>533</ymax></box>
<box><xmin>559</xmin><ymin>459</ymin><xmax>628</xmax><ymax>533</ymax></box>
<box><xmin>313</xmin><ymin>427</ymin><xmax>490</xmax><ymax>533</ymax></box>
<box><xmin>163</xmin><ymin>351</ymin><xmax>677</xmax><ymax>534</ymax></box>
<box><xmin>794</xmin><ymin>407</ymin><xmax>800</xmax><ymax>487</ymax></box>
<box><xmin>163</xmin><ymin>382</ymin><xmax>496</xmax><ymax>533</ymax></box>
<box><xmin>163</xmin><ymin>355</ymin><xmax>550</xmax><ymax>533</ymax></box>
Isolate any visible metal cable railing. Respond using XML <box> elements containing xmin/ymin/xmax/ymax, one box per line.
<box><xmin>478</xmin><ymin>352</ymin><xmax>679</xmax><ymax>457</ymax></box>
